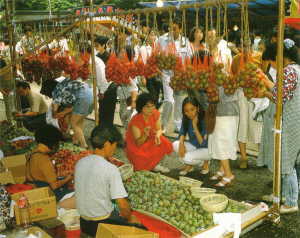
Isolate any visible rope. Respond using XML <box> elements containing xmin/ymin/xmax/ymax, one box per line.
<box><xmin>195</xmin><ymin>5</ymin><xmax>199</xmax><ymax>28</ymax></box>
<box><xmin>181</xmin><ymin>9</ymin><xmax>187</xmax><ymax>47</ymax></box>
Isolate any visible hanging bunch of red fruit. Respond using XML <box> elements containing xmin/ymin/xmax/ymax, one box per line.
<box><xmin>238</xmin><ymin>62</ymin><xmax>267</xmax><ymax>99</ymax></box>
<box><xmin>143</xmin><ymin>53</ymin><xmax>160</xmax><ymax>79</ymax></box>
<box><xmin>206</xmin><ymin>83</ymin><xmax>219</xmax><ymax>103</ymax></box>
<box><xmin>170</xmin><ymin>58</ymin><xmax>187</xmax><ymax>91</ymax></box>
<box><xmin>21</xmin><ymin>54</ymin><xmax>44</xmax><ymax>83</ymax></box>
<box><xmin>106</xmin><ymin>53</ymin><xmax>131</xmax><ymax>85</ymax></box>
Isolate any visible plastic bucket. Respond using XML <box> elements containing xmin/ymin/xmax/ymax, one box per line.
<box><xmin>65</xmin><ymin>225</ymin><xmax>81</xmax><ymax>238</ymax></box>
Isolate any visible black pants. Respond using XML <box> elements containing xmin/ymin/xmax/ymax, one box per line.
<box><xmin>80</xmin><ymin>210</ymin><xmax>129</xmax><ymax>237</ymax></box>
<box><xmin>146</xmin><ymin>77</ymin><xmax>163</xmax><ymax>109</ymax></box>
<box><xmin>99</xmin><ymin>83</ymin><xmax>118</xmax><ymax>127</ymax></box>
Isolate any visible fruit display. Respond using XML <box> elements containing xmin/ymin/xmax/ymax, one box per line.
<box><xmin>206</xmin><ymin>83</ymin><xmax>219</xmax><ymax>103</ymax></box>
<box><xmin>124</xmin><ymin>171</ymin><xmax>213</xmax><ymax>235</ymax></box>
<box><xmin>223</xmin><ymin>75</ymin><xmax>239</xmax><ymax>95</ymax></box>
<box><xmin>59</xmin><ymin>142</ymin><xmax>85</xmax><ymax>154</ymax></box>
<box><xmin>211</xmin><ymin>63</ymin><xmax>227</xmax><ymax>87</ymax></box>
<box><xmin>53</xmin><ymin>149</ymin><xmax>91</xmax><ymax>177</ymax></box>
<box><xmin>238</xmin><ymin>62</ymin><xmax>267</xmax><ymax>99</ymax></box>
<box><xmin>223</xmin><ymin>200</ymin><xmax>250</xmax><ymax>213</ymax></box>
<box><xmin>156</xmin><ymin>53</ymin><xmax>177</xmax><ymax>71</ymax></box>
<box><xmin>0</xmin><ymin>121</ymin><xmax>33</xmax><ymax>142</ymax></box>
<box><xmin>143</xmin><ymin>53</ymin><xmax>160</xmax><ymax>79</ymax></box>
<box><xmin>106</xmin><ymin>53</ymin><xmax>131</xmax><ymax>85</ymax></box>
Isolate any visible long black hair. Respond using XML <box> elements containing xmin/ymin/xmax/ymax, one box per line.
<box><xmin>181</xmin><ymin>97</ymin><xmax>205</xmax><ymax>134</ymax></box>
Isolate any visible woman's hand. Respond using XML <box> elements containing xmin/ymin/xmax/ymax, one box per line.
<box><xmin>179</xmin><ymin>142</ymin><xmax>186</xmax><ymax>158</ymax></box>
<box><xmin>144</xmin><ymin>126</ymin><xmax>151</xmax><ymax>138</ymax></box>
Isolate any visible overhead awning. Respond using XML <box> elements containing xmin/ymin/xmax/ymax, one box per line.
<box><xmin>138</xmin><ymin>0</ymin><xmax>288</xmax><ymax>17</ymax></box>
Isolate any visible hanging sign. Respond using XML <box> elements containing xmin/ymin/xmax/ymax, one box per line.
<box><xmin>285</xmin><ymin>0</ymin><xmax>300</xmax><ymax>30</ymax></box>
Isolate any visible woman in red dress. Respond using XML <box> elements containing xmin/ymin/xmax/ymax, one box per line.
<box><xmin>126</xmin><ymin>93</ymin><xmax>173</xmax><ymax>172</ymax></box>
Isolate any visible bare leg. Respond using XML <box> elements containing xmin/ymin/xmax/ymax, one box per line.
<box><xmin>220</xmin><ymin>159</ymin><xmax>233</xmax><ymax>178</ymax></box>
<box><xmin>71</xmin><ymin>114</ymin><xmax>87</xmax><ymax>148</ymax></box>
<box><xmin>238</xmin><ymin>141</ymin><xmax>248</xmax><ymax>169</ymax></box>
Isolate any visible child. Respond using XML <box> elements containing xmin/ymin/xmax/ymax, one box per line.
<box><xmin>173</xmin><ymin>97</ymin><xmax>210</xmax><ymax>175</ymax></box>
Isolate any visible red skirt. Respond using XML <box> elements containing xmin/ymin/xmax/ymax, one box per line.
<box><xmin>126</xmin><ymin>136</ymin><xmax>173</xmax><ymax>171</ymax></box>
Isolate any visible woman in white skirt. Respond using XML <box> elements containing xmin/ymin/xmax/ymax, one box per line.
<box><xmin>173</xmin><ymin>97</ymin><xmax>210</xmax><ymax>175</ymax></box>
<box><xmin>209</xmin><ymin>87</ymin><xmax>239</xmax><ymax>187</ymax></box>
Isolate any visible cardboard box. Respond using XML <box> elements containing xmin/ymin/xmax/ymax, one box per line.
<box><xmin>11</xmin><ymin>187</ymin><xmax>57</xmax><ymax>225</ymax></box>
<box><xmin>0</xmin><ymin>154</ymin><xmax>27</xmax><ymax>184</ymax></box>
<box><xmin>96</xmin><ymin>224</ymin><xmax>159</xmax><ymax>238</ymax></box>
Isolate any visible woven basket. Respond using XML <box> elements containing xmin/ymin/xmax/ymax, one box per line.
<box><xmin>179</xmin><ymin>176</ymin><xmax>203</xmax><ymax>187</ymax></box>
<box><xmin>200</xmin><ymin>194</ymin><xmax>228</xmax><ymax>213</ymax></box>
<box><xmin>119</xmin><ymin>164</ymin><xmax>134</xmax><ymax>181</ymax></box>
<box><xmin>191</xmin><ymin>187</ymin><xmax>216</xmax><ymax>198</ymax></box>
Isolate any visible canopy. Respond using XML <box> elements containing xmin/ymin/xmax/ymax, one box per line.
<box><xmin>138</xmin><ymin>0</ymin><xmax>287</xmax><ymax>17</ymax></box>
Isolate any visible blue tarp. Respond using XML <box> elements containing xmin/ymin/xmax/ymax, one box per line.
<box><xmin>138</xmin><ymin>0</ymin><xmax>288</xmax><ymax>16</ymax></box>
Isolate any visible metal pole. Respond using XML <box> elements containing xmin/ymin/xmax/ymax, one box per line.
<box><xmin>89</xmin><ymin>0</ymin><xmax>99</xmax><ymax>125</ymax></box>
<box><xmin>272</xmin><ymin>0</ymin><xmax>285</xmax><ymax>215</ymax></box>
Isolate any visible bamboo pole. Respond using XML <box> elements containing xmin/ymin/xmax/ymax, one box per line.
<box><xmin>272</xmin><ymin>0</ymin><xmax>285</xmax><ymax>213</ymax></box>
<box><xmin>13</xmin><ymin>0</ymin><xmax>257</xmax><ymax>24</ymax></box>
<box><xmin>89</xmin><ymin>0</ymin><xmax>99</xmax><ymax>125</ymax></box>
<box><xmin>4</xmin><ymin>0</ymin><xmax>19</xmax><ymax>118</ymax></box>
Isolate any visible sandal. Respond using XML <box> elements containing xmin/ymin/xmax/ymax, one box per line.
<box><xmin>209</xmin><ymin>171</ymin><xmax>224</xmax><ymax>181</ymax></box>
<box><xmin>200</xmin><ymin>169</ymin><xmax>209</xmax><ymax>175</ymax></box>
<box><xmin>179</xmin><ymin>167</ymin><xmax>194</xmax><ymax>176</ymax></box>
<box><xmin>214</xmin><ymin>175</ymin><xmax>235</xmax><ymax>187</ymax></box>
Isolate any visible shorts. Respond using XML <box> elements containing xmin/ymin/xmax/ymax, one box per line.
<box><xmin>73</xmin><ymin>86</ymin><xmax>94</xmax><ymax>116</ymax></box>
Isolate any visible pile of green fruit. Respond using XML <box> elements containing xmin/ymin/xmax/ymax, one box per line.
<box><xmin>125</xmin><ymin>171</ymin><xmax>213</xmax><ymax>235</ymax></box>
<box><xmin>224</xmin><ymin>200</ymin><xmax>249</xmax><ymax>213</ymax></box>
<box><xmin>0</xmin><ymin>121</ymin><xmax>33</xmax><ymax>142</ymax></box>
<box><xmin>59</xmin><ymin>142</ymin><xmax>85</xmax><ymax>154</ymax></box>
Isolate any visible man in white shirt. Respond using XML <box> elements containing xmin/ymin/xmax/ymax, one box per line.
<box><xmin>158</xmin><ymin>20</ymin><xmax>192</xmax><ymax>132</ymax></box>
<box><xmin>75</xmin><ymin>126</ymin><xmax>139</xmax><ymax>237</ymax></box>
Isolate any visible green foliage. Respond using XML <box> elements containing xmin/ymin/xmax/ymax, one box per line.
<box><xmin>15</xmin><ymin>0</ymin><xmax>79</xmax><ymax>11</ymax></box>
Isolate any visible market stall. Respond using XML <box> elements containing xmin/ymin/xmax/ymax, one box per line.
<box><xmin>0</xmin><ymin>0</ymin><xmax>291</xmax><ymax>236</ymax></box>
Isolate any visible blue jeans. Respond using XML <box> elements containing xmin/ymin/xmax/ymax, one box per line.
<box><xmin>282</xmin><ymin>168</ymin><xmax>299</xmax><ymax>207</ymax></box>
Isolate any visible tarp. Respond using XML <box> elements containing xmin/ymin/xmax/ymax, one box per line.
<box><xmin>138</xmin><ymin>0</ymin><xmax>288</xmax><ymax>17</ymax></box>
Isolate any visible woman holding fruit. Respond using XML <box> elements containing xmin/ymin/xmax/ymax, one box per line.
<box><xmin>26</xmin><ymin>125</ymin><xmax>73</xmax><ymax>202</ymax></box>
<box><xmin>126</xmin><ymin>93</ymin><xmax>173</xmax><ymax>172</ymax></box>
<box><xmin>173</xmin><ymin>97</ymin><xmax>210</xmax><ymax>175</ymax></box>
<box><xmin>258</xmin><ymin>39</ymin><xmax>300</xmax><ymax>214</ymax></box>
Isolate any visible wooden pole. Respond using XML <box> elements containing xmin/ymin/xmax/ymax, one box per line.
<box><xmin>4</xmin><ymin>0</ymin><xmax>19</xmax><ymax>118</ymax></box>
<box><xmin>89</xmin><ymin>0</ymin><xmax>99</xmax><ymax>125</ymax></box>
<box><xmin>272</xmin><ymin>0</ymin><xmax>285</xmax><ymax>213</ymax></box>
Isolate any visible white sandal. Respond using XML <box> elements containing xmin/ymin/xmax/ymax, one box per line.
<box><xmin>209</xmin><ymin>171</ymin><xmax>224</xmax><ymax>181</ymax></box>
<box><xmin>214</xmin><ymin>175</ymin><xmax>235</xmax><ymax>187</ymax></box>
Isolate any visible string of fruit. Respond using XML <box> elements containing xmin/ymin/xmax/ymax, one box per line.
<box><xmin>125</xmin><ymin>171</ymin><xmax>213</xmax><ymax>236</ymax></box>
<box><xmin>106</xmin><ymin>53</ymin><xmax>131</xmax><ymax>85</ymax></box>
<box><xmin>156</xmin><ymin>52</ymin><xmax>177</xmax><ymax>71</ymax></box>
<box><xmin>143</xmin><ymin>53</ymin><xmax>160</xmax><ymax>79</ymax></box>
<box><xmin>238</xmin><ymin>62</ymin><xmax>267</xmax><ymax>99</ymax></box>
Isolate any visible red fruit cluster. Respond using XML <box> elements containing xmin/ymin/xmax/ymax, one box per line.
<box><xmin>53</xmin><ymin>149</ymin><xmax>91</xmax><ymax>177</ymax></box>
<box><xmin>143</xmin><ymin>53</ymin><xmax>160</xmax><ymax>79</ymax></box>
<box><xmin>106</xmin><ymin>53</ymin><xmax>131</xmax><ymax>85</ymax></box>
<box><xmin>238</xmin><ymin>62</ymin><xmax>267</xmax><ymax>99</ymax></box>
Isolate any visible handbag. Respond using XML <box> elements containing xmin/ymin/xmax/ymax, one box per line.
<box><xmin>205</xmin><ymin>103</ymin><xmax>217</xmax><ymax>134</ymax></box>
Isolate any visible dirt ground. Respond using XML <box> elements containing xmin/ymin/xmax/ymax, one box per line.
<box><xmin>83</xmin><ymin>119</ymin><xmax>300</xmax><ymax>238</ymax></box>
